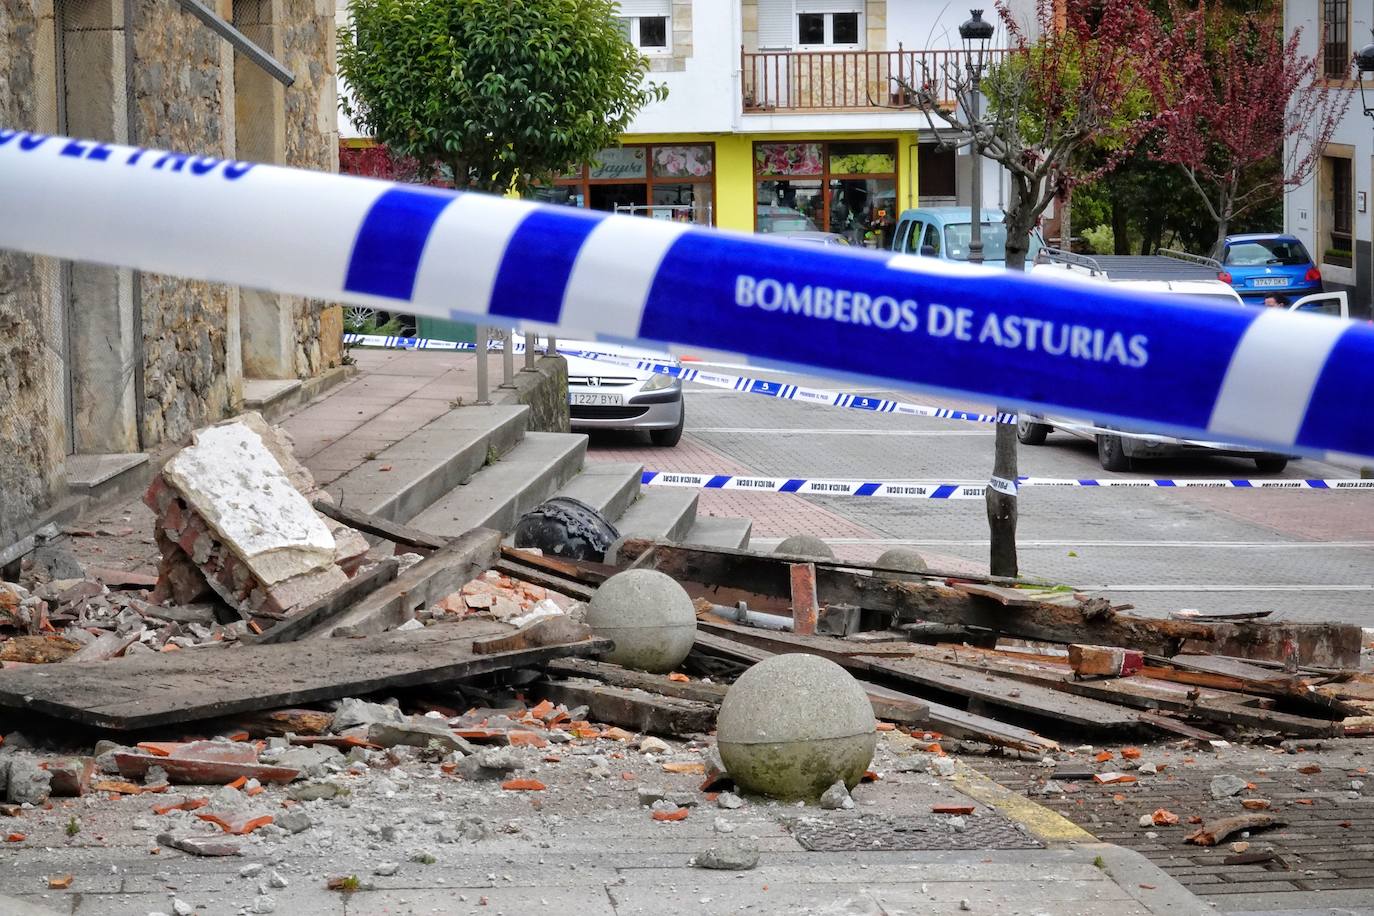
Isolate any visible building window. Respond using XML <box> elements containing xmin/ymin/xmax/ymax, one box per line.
<box><xmin>754</xmin><ymin>140</ymin><xmax>897</xmax><ymax>247</ymax></box>
<box><xmin>796</xmin><ymin>10</ymin><xmax>862</xmax><ymax>48</ymax></box>
<box><xmin>618</xmin><ymin>15</ymin><xmax>670</xmax><ymax>51</ymax></box>
<box><xmin>532</xmin><ymin>143</ymin><xmax>715</xmax><ymax>224</ymax></box>
<box><xmin>1324</xmin><ymin>154</ymin><xmax>1353</xmax><ymax>266</ymax></box>
<box><xmin>1323</xmin><ymin>0</ymin><xmax>1350</xmax><ymax>79</ymax></box>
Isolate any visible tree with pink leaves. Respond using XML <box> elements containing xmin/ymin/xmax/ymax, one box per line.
<box><xmin>1142</xmin><ymin>0</ymin><xmax>1352</xmax><ymax>249</ymax></box>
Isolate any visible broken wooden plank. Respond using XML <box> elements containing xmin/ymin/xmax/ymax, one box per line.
<box><xmin>1135</xmin><ymin>711</ymin><xmax>1224</xmax><ymax>742</ymax></box>
<box><xmin>471</xmin><ymin>615</ymin><xmax>593</xmax><ymax>655</ymax></box>
<box><xmin>1186</xmin><ymin>813</ymin><xmax>1284</xmax><ymax>846</ymax></box>
<box><xmin>903</xmin><ymin>643</ymin><xmax>1343</xmax><ymax>738</ymax></box>
<box><xmin>114</xmin><ymin>752</ymin><xmax>300</xmax><ymax>786</ymax></box>
<box><xmin>532</xmin><ymin>677</ymin><xmax>718</xmax><ymax>737</ymax></box>
<box><xmin>302</xmin><ymin>527</ymin><xmax>503</xmax><ymax>639</ymax></box>
<box><xmin>546</xmin><ymin>658</ymin><xmax>728</xmax><ymax>705</ymax></box>
<box><xmin>492</xmin><ymin>559</ymin><xmax>595</xmax><ymax>603</ymax></box>
<box><xmin>614</xmin><ymin>540</ymin><xmax>1364</xmax><ymax>667</ymax></box>
<box><xmin>312</xmin><ymin>499</ymin><xmax>447</xmax><ymax>552</ymax></box>
<box><xmin>698</xmin><ymin>617</ymin><xmax>1143</xmax><ymax>732</ymax></box>
<box><xmin>0</xmin><ymin>618</ymin><xmax>610</xmax><ymax>730</ymax></box>
<box><xmin>248</xmin><ymin>558</ymin><xmax>399</xmax><ymax>645</ymax></box>
<box><xmin>0</xmin><ymin>635</ymin><xmax>81</xmax><ymax>664</ymax></box>
<box><xmin>229</xmin><ymin>708</ymin><xmax>333</xmax><ymax>737</ymax></box>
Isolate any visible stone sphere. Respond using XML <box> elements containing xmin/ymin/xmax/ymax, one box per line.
<box><xmin>584</xmin><ymin>569</ymin><xmax>697</xmax><ymax>674</ymax></box>
<box><xmin>716</xmin><ymin>654</ymin><xmax>876</xmax><ymax>800</ymax></box>
<box><xmin>876</xmin><ymin>547</ymin><xmax>928</xmax><ymax>577</ymax></box>
<box><xmin>773</xmin><ymin>535</ymin><xmax>834</xmax><ymax>559</ymax></box>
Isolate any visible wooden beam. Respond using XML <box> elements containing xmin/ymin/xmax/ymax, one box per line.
<box><xmin>616</xmin><ymin>540</ymin><xmax>1363</xmax><ymax>666</ymax></box>
<box><xmin>699</xmin><ymin>619</ymin><xmax>1143</xmax><ymax>732</ymax></box>
<box><xmin>248</xmin><ymin>559</ymin><xmax>399</xmax><ymax>645</ymax></box>
<box><xmin>532</xmin><ymin>677</ymin><xmax>717</xmax><ymax>737</ymax></box>
<box><xmin>312</xmin><ymin>499</ymin><xmax>447</xmax><ymax>552</ymax></box>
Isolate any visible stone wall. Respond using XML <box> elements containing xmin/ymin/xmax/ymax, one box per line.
<box><xmin>0</xmin><ymin>0</ymin><xmax>68</xmax><ymax>545</ymax></box>
<box><xmin>132</xmin><ymin>0</ymin><xmax>240</xmax><ymax>446</ymax></box>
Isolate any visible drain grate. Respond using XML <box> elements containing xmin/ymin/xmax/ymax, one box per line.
<box><xmin>784</xmin><ymin>813</ymin><xmax>1043</xmax><ymax>852</ymax></box>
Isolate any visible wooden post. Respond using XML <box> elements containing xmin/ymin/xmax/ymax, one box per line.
<box><xmin>790</xmin><ymin>562</ymin><xmax>819</xmax><ymax>635</ymax></box>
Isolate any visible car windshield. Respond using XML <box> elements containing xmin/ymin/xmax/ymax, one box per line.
<box><xmin>944</xmin><ymin>222</ymin><xmax>1008</xmax><ymax>261</ymax></box>
<box><xmin>1223</xmin><ymin>239</ymin><xmax>1310</xmax><ymax>266</ymax></box>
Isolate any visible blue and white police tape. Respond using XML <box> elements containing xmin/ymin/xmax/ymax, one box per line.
<box><xmin>344</xmin><ymin>331</ymin><xmax>1016</xmax><ymax>424</ymax></box>
<box><xmin>6</xmin><ymin>128</ymin><xmax>1374</xmax><ymax>461</ymax></box>
<box><xmin>640</xmin><ymin>471</ymin><xmax>1374</xmax><ymax>498</ymax></box>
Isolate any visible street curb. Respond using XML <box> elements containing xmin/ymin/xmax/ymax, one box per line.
<box><xmin>1086</xmin><ymin>841</ymin><xmax>1213</xmax><ymax>915</ymax></box>
<box><xmin>949</xmin><ymin>758</ymin><xmax>1096</xmax><ymax>845</ymax></box>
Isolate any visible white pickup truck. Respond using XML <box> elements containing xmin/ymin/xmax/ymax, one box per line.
<box><xmin>1019</xmin><ymin>248</ymin><xmax>1349</xmax><ymax>473</ymax></box>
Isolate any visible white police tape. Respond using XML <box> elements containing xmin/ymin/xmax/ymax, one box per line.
<box><xmin>640</xmin><ymin>470</ymin><xmax>1374</xmax><ymax>498</ymax></box>
<box><xmin>5</xmin><ymin>129</ymin><xmax>1373</xmax><ymax>461</ymax></box>
<box><xmin>343</xmin><ymin>332</ymin><xmax>1017</xmax><ymax>424</ymax></box>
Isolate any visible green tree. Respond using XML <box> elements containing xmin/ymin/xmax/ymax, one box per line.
<box><xmin>338</xmin><ymin>0</ymin><xmax>667</xmax><ymax>193</ymax></box>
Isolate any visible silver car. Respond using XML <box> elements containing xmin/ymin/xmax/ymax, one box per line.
<box><xmin>564</xmin><ymin>350</ymin><xmax>684</xmax><ymax>447</ymax></box>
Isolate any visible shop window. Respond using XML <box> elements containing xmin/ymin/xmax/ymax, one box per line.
<box><xmin>532</xmin><ymin>143</ymin><xmax>715</xmax><ymax>224</ymax></box>
<box><xmin>755</xmin><ymin>140</ymin><xmax>897</xmax><ymax>247</ymax></box>
<box><xmin>1322</xmin><ymin>0</ymin><xmax>1349</xmax><ymax>79</ymax></box>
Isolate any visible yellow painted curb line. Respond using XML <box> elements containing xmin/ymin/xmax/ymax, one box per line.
<box><xmin>949</xmin><ymin>759</ymin><xmax>1096</xmax><ymax>845</ymax></box>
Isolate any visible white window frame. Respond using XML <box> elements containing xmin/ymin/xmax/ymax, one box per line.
<box><xmin>794</xmin><ymin>6</ymin><xmax>865</xmax><ymax>50</ymax></box>
<box><xmin>617</xmin><ymin>15</ymin><xmax>673</xmax><ymax>55</ymax></box>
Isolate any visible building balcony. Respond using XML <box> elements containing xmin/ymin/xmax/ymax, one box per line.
<box><xmin>741</xmin><ymin>46</ymin><xmax>1008</xmax><ymax>113</ymax></box>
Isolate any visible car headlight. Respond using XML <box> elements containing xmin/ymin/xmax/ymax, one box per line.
<box><xmin>641</xmin><ymin>372</ymin><xmax>678</xmax><ymax>392</ymax></box>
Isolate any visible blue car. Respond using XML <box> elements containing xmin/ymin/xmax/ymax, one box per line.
<box><xmin>1210</xmin><ymin>233</ymin><xmax>1322</xmax><ymax>306</ymax></box>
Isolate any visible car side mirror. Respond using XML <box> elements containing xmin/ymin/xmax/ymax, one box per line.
<box><xmin>920</xmin><ymin>245</ymin><xmax>937</xmax><ymax>257</ymax></box>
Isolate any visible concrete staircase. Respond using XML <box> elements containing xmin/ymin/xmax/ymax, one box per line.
<box><xmin>317</xmin><ymin>404</ymin><xmax>751</xmax><ymax>551</ymax></box>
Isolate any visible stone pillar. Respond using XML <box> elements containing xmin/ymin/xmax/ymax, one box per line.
<box><xmin>62</xmin><ymin>0</ymin><xmax>140</xmax><ymax>453</ymax></box>
<box><xmin>233</xmin><ymin>0</ymin><xmax>297</xmax><ymax>380</ymax></box>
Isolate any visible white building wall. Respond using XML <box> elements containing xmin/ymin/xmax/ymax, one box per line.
<box><xmin>1284</xmin><ymin>0</ymin><xmax>1371</xmax><ymax>313</ymax></box>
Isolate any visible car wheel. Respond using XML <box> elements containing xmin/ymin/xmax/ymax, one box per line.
<box><xmin>344</xmin><ymin>306</ymin><xmax>379</xmax><ymax>331</ymax></box>
<box><xmin>650</xmin><ymin>404</ymin><xmax>685</xmax><ymax>447</ymax></box>
<box><xmin>1254</xmin><ymin>457</ymin><xmax>1288</xmax><ymax>474</ymax></box>
<box><xmin>1016</xmin><ymin>418</ymin><xmax>1051</xmax><ymax>445</ymax></box>
<box><xmin>1096</xmin><ymin>434</ymin><xmax>1132</xmax><ymax>472</ymax></box>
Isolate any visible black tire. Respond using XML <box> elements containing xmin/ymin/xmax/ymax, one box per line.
<box><xmin>650</xmin><ymin>402</ymin><xmax>685</xmax><ymax>447</ymax></box>
<box><xmin>1016</xmin><ymin>418</ymin><xmax>1051</xmax><ymax>445</ymax></box>
<box><xmin>1096</xmin><ymin>434</ymin><xmax>1132</xmax><ymax>472</ymax></box>
<box><xmin>1254</xmin><ymin>457</ymin><xmax>1289</xmax><ymax>474</ymax></box>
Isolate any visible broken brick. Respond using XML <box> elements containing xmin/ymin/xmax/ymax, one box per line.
<box><xmin>932</xmin><ymin>804</ymin><xmax>975</xmax><ymax>815</ymax></box>
<box><xmin>48</xmin><ymin>875</ymin><xmax>72</xmax><ymax>889</ymax></box>
<box><xmin>93</xmin><ymin>780</ymin><xmax>147</xmax><ymax>796</ymax></box>
<box><xmin>601</xmin><ymin>727</ymin><xmax>636</xmax><ymax>742</ymax></box>
<box><xmin>1151</xmin><ymin>809</ymin><xmax>1180</xmax><ymax>826</ymax></box>
<box><xmin>1241</xmin><ymin>799</ymin><xmax>1271</xmax><ymax>810</ymax></box>
<box><xmin>651</xmin><ymin>808</ymin><xmax>689</xmax><ymax>822</ymax></box>
<box><xmin>507</xmin><ymin>731</ymin><xmax>548</xmax><ymax>749</ymax></box>
<box><xmin>5</xmin><ymin>833</ymin><xmax>25</xmax><ymax>842</ymax></box>
<box><xmin>195</xmin><ymin>812</ymin><xmax>274</xmax><ymax>835</ymax></box>
<box><xmin>42</xmin><ymin>757</ymin><xmax>94</xmax><ymax>797</ymax></box>
<box><xmin>500</xmin><ymin>779</ymin><xmax>547</xmax><ymax>792</ymax></box>
<box><xmin>1094</xmin><ymin>772</ymin><xmax>1137</xmax><ymax>785</ymax></box>
<box><xmin>152</xmin><ymin>796</ymin><xmax>208</xmax><ymax>816</ymax></box>
<box><xmin>662</xmin><ymin>762</ymin><xmax>706</xmax><ymax>775</ymax></box>
<box><xmin>116</xmin><ymin>753</ymin><xmax>300</xmax><ymax>786</ymax></box>
<box><xmin>1094</xmin><ymin>751</ymin><xmax>1114</xmax><ymax>763</ymax></box>
<box><xmin>1120</xmin><ymin>747</ymin><xmax>1141</xmax><ymax>760</ymax></box>
<box><xmin>1297</xmin><ymin>765</ymin><xmax>1322</xmax><ymax>775</ymax></box>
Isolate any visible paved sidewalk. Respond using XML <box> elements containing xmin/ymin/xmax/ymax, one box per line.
<box><xmin>1</xmin><ymin>735</ymin><xmax>1207</xmax><ymax>916</ymax></box>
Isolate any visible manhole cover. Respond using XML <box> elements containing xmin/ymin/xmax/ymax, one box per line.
<box><xmin>784</xmin><ymin>813</ymin><xmax>1043</xmax><ymax>852</ymax></box>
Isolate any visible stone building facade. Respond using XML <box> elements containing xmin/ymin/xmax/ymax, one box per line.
<box><xmin>0</xmin><ymin>0</ymin><xmax>342</xmax><ymax>552</ymax></box>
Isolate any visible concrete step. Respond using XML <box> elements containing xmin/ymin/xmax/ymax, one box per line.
<box><xmin>612</xmin><ymin>488</ymin><xmax>699</xmax><ymax>543</ymax></box>
<box><xmin>410</xmin><ymin>432</ymin><xmax>589</xmax><ymax>537</ymax></box>
<box><xmin>553</xmin><ymin>462</ymin><xmax>644</xmax><ymax>524</ymax></box>
<box><xmin>682</xmin><ymin>515</ymin><xmax>753</xmax><ymax>550</ymax></box>
<box><xmin>324</xmin><ymin>405</ymin><xmax>529</xmax><ymax>523</ymax></box>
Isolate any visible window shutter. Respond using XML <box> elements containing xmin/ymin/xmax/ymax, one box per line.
<box><xmin>794</xmin><ymin>0</ymin><xmax>862</xmax><ymax>12</ymax></box>
<box><xmin>757</xmin><ymin>0</ymin><xmax>794</xmax><ymax>49</ymax></box>
<box><xmin>615</xmin><ymin>0</ymin><xmax>671</xmax><ymax>17</ymax></box>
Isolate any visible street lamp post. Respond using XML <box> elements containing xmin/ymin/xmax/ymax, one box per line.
<box><xmin>959</xmin><ymin>9</ymin><xmax>994</xmax><ymax>265</ymax></box>
<box><xmin>1357</xmin><ymin>43</ymin><xmax>1374</xmax><ymax>121</ymax></box>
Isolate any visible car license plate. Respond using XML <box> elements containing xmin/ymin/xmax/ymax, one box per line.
<box><xmin>1251</xmin><ymin>277</ymin><xmax>1286</xmax><ymax>288</ymax></box>
<box><xmin>570</xmin><ymin>393</ymin><xmax>625</xmax><ymax>406</ymax></box>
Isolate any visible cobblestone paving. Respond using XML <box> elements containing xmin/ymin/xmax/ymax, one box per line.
<box><xmin>976</xmin><ymin>740</ymin><xmax>1374</xmax><ymax>912</ymax></box>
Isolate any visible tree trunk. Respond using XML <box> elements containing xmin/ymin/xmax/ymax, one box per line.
<box><xmin>1110</xmin><ymin>184</ymin><xmax>1130</xmax><ymax>255</ymax></box>
<box><xmin>450</xmin><ymin>157</ymin><xmax>469</xmax><ymax>190</ymax></box>
<box><xmin>987</xmin><ymin>186</ymin><xmax>1028</xmax><ymax>579</ymax></box>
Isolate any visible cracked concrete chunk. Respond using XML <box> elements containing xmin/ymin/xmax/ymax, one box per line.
<box><xmin>693</xmin><ymin>840</ymin><xmax>759</xmax><ymax>870</ymax></box>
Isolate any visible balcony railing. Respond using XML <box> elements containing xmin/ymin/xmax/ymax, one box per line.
<box><xmin>741</xmin><ymin>46</ymin><xmax>1010</xmax><ymax>113</ymax></box>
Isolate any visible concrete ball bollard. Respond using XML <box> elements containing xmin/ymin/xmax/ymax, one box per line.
<box><xmin>773</xmin><ymin>535</ymin><xmax>834</xmax><ymax>559</ymax></box>
<box><xmin>716</xmin><ymin>654</ymin><xmax>876</xmax><ymax>800</ymax></box>
<box><xmin>584</xmin><ymin>569</ymin><xmax>697</xmax><ymax>674</ymax></box>
<box><xmin>875</xmin><ymin>547</ymin><xmax>928</xmax><ymax>577</ymax></box>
